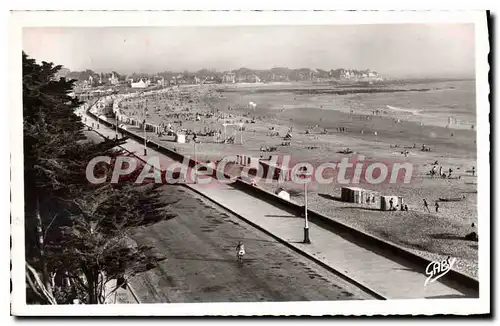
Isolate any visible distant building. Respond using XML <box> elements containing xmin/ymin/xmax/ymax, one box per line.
<box><xmin>272</xmin><ymin>73</ymin><xmax>287</xmax><ymax>81</ymax></box>
<box><xmin>131</xmin><ymin>78</ymin><xmax>147</xmax><ymax>88</ymax></box>
<box><xmin>222</xmin><ymin>72</ymin><xmax>236</xmax><ymax>84</ymax></box>
<box><xmin>336</xmin><ymin>68</ymin><xmax>380</xmax><ymax>80</ymax></box>
<box><xmin>309</xmin><ymin>69</ymin><xmax>318</xmax><ymax>80</ymax></box>
<box><xmin>109</xmin><ymin>72</ymin><xmax>119</xmax><ymax>85</ymax></box>
<box><xmin>341</xmin><ymin>69</ymin><xmax>352</xmax><ymax>79</ymax></box>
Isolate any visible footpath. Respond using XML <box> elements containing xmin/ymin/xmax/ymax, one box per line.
<box><xmin>82</xmin><ymin>112</ymin><xmax>473</xmax><ymax>300</ymax></box>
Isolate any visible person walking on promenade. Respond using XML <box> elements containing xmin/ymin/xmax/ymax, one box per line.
<box><xmin>423</xmin><ymin>199</ymin><xmax>430</xmax><ymax>213</ymax></box>
<box><xmin>435</xmin><ymin>202</ymin><xmax>440</xmax><ymax>213</ymax></box>
<box><xmin>236</xmin><ymin>241</ymin><xmax>246</xmax><ymax>262</ymax></box>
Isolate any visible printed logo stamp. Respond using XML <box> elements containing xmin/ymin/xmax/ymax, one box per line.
<box><xmin>424</xmin><ymin>256</ymin><xmax>457</xmax><ymax>286</ymax></box>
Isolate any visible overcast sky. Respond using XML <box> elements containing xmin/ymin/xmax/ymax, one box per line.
<box><xmin>23</xmin><ymin>24</ymin><xmax>475</xmax><ymax>78</ymax></box>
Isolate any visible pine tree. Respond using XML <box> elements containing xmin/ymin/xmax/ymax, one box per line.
<box><xmin>23</xmin><ymin>52</ymin><xmax>171</xmax><ymax>304</ymax></box>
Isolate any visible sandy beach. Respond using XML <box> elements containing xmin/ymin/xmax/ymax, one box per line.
<box><xmin>118</xmin><ymin>80</ymin><xmax>478</xmax><ymax>278</ymax></box>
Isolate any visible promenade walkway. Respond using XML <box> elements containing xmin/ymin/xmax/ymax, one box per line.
<box><xmin>83</xmin><ymin>112</ymin><xmax>474</xmax><ymax>299</ymax></box>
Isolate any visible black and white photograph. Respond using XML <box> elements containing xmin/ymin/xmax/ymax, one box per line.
<box><xmin>9</xmin><ymin>10</ymin><xmax>490</xmax><ymax>316</ymax></box>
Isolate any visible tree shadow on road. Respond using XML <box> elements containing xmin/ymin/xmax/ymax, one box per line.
<box><xmin>170</xmin><ymin>256</ymin><xmax>258</xmax><ymax>264</ymax></box>
<box><xmin>215</xmin><ymin>235</ymin><xmax>278</xmax><ymax>244</ymax></box>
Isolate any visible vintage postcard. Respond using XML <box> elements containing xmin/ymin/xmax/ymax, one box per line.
<box><xmin>10</xmin><ymin>10</ymin><xmax>490</xmax><ymax>316</ymax></box>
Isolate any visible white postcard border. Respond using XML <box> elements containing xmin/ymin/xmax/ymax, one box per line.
<box><xmin>9</xmin><ymin>10</ymin><xmax>490</xmax><ymax>316</ymax></box>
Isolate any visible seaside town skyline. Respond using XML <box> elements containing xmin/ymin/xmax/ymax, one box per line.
<box><xmin>23</xmin><ymin>24</ymin><xmax>475</xmax><ymax>78</ymax></box>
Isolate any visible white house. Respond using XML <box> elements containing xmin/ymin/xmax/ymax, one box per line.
<box><xmin>109</xmin><ymin>72</ymin><xmax>119</xmax><ymax>85</ymax></box>
<box><xmin>222</xmin><ymin>72</ymin><xmax>236</xmax><ymax>84</ymax></box>
<box><xmin>131</xmin><ymin>78</ymin><xmax>147</xmax><ymax>89</ymax></box>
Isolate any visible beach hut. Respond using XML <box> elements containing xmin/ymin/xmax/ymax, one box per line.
<box><xmin>236</xmin><ymin>155</ymin><xmax>260</xmax><ymax>169</ymax></box>
<box><xmin>259</xmin><ymin>159</ymin><xmax>291</xmax><ymax>181</ymax></box>
<box><xmin>340</xmin><ymin>187</ymin><xmax>369</xmax><ymax>204</ymax></box>
<box><xmin>236</xmin><ymin>154</ymin><xmax>245</xmax><ymax>166</ymax></box>
<box><xmin>245</xmin><ymin>156</ymin><xmax>259</xmax><ymax>168</ymax></box>
<box><xmin>380</xmin><ymin>195</ymin><xmax>402</xmax><ymax>211</ymax></box>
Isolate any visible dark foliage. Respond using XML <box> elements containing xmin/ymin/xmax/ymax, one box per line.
<box><xmin>23</xmin><ymin>52</ymin><xmax>170</xmax><ymax>304</ymax></box>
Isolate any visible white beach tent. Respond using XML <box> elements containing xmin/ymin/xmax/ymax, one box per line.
<box><xmin>275</xmin><ymin>188</ymin><xmax>291</xmax><ymax>201</ymax></box>
<box><xmin>174</xmin><ymin>133</ymin><xmax>186</xmax><ymax>143</ymax></box>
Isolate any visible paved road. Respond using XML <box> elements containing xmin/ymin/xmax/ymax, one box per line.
<box><xmin>127</xmin><ymin>185</ymin><xmax>374</xmax><ymax>303</ymax></box>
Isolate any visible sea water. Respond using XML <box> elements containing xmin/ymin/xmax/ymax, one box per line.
<box><xmin>341</xmin><ymin>80</ymin><xmax>476</xmax><ymax>130</ymax></box>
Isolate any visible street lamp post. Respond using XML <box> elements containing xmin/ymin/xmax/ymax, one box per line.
<box><xmin>303</xmin><ymin>180</ymin><xmax>310</xmax><ymax>244</ymax></box>
<box><xmin>112</xmin><ymin>94</ymin><xmax>118</xmax><ymax>140</ymax></box>
<box><xmin>96</xmin><ymin>109</ymin><xmax>100</xmax><ymax>130</ymax></box>
<box><xmin>194</xmin><ymin>142</ymin><xmax>197</xmax><ymax>184</ymax></box>
<box><xmin>115</xmin><ymin>108</ymin><xmax>119</xmax><ymax>140</ymax></box>
<box><xmin>298</xmin><ymin>166</ymin><xmax>311</xmax><ymax>244</ymax></box>
<box><xmin>193</xmin><ymin>134</ymin><xmax>198</xmax><ymax>184</ymax></box>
